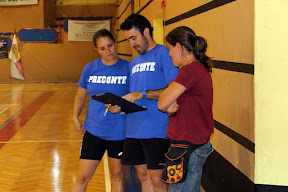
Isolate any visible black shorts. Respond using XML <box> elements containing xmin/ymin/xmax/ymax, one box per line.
<box><xmin>80</xmin><ymin>131</ymin><xmax>124</xmax><ymax>160</ymax></box>
<box><xmin>121</xmin><ymin>138</ymin><xmax>170</xmax><ymax>169</ymax></box>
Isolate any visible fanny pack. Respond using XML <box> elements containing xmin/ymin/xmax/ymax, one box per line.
<box><xmin>162</xmin><ymin>140</ymin><xmax>202</xmax><ymax>183</ymax></box>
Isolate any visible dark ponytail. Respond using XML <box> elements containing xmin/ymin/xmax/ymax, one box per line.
<box><xmin>166</xmin><ymin>26</ymin><xmax>213</xmax><ymax>72</ymax></box>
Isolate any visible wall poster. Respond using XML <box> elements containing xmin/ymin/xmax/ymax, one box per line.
<box><xmin>0</xmin><ymin>38</ymin><xmax>8</xmax><ymax>59</ymax></box>
<box><xmin>68</xmin><ymin>20</ymin><xmax>110</xmax><ymax>41</ymax></box>
<box><xmin>0</xmin><ymin>0</ymin><xmax>38</xmax><ymax>6</ymax></box>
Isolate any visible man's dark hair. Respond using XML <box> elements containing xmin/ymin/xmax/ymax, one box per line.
<box><xmin>120</xmin><ymin>14</ymin><xmax>153</xmax><ymax>37</ymax></box>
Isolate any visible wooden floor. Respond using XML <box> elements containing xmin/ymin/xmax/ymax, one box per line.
<box><xmin>0</xmin><ymin>83</ymin><xmax>107</xmax><ymax>192</ymax></box>
<box><xmin>0</xmin><ymin>83</ymin><xmax>207</xmax><ymax>192</ymax></box>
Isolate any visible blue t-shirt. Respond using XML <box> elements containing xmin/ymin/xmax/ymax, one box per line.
<box><xmin>127</xmin><ymin>45</ymin><xmax>179</xmax><ymax>139</ymax></box>
<box><xmin>78</xmin><ymin>58</ymin><xmax>129</xmax><ymax>140</ymax></box>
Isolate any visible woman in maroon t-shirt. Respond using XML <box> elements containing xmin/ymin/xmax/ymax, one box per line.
<box><xmin>158</xmin><ymin>26</ymin><xmax>214</xmax><ymax>192</ymax></box>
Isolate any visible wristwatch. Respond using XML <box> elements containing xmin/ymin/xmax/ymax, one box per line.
<box><xmin>142</xmin><ymin>89</ymin><xmax>147</xmax><ymax>99</ymax></box>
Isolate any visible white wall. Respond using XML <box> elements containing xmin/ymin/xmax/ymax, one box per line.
<box><xmin>255</xmin><ymin>0</ymin><xmax>288</xmax><ymax>186</ymax></box>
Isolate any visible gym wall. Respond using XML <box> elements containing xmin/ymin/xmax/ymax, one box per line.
<box><xmin>0</xmin><ymin>1</ymin><xmax>115</xmax><ymax>83</ymax></box>
<box><xmin>255</xmin><ymin>0</ymin><xmax>288</xmax><ymax>191</ymax></box>
<box><xmin>115</xmin><ymin>0</ymin><xmax>255</xmax><ymax>191</ymax></box>
<box><xmin>114</xmin><ymin>0</ymin><xmax>133</xmax><ymax>61</ymax></box>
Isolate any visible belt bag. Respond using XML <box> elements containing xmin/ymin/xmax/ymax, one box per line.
<box><xmin>162</xmin><ymin>142</ymin><xmax>193</xmax><ymax>183</ymax></box>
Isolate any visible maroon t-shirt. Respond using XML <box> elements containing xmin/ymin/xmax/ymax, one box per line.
<box><xmin>166</xmin><ymin>61</ymin><xmax>214</xmax><ymax>144</ymax></box>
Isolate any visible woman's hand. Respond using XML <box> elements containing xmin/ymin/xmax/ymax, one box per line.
<box><xmin>73</xmin><ymin>118</ymin><xmax>86</xmax><ymax>134</ymax></box>
<box><xmin>105</xmin><ymin>104</ymin><xmax>123</xmax><ymax>114</ymax></box>
<box><xmin>167</xmin><ymin>101</ymin><xmax>179</xmax><ymax>116</ymax></box>
<box><xmin>105</xmin><ymin>104</ymin><xmax>121</xmax><ymax>113</ymax></box>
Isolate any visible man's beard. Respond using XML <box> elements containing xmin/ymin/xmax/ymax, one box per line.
<box><xmin>135</xmin><ymin>36</ymin><xmax>149</xmax><ymax>55</ymax></box>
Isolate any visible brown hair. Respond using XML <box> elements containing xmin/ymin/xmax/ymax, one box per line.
<box><xmin>166</xmin><ymin>26</ymin><xmax>213</xmax><ymax>72</ymax></box>
<box><xmin>92</xmin><ymin>29</ymin><xmax>115</xmax><ymax>48</ymax></box>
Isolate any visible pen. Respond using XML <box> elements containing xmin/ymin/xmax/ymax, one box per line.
<box><xmin>104</xmin><ymin>106</ymin><xmax>110</xmax><ymax>116</ymax></box>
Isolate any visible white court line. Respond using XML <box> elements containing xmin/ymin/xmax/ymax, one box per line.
<box><xmin>0</xmin><ymin>92</ymin><xmax>45</xmax><ymax>130</ymax></box>
<box><xmin>0</xmin><ymin>140</ymin><xmax>82</xmax><ymax>143</ymax></box>
<box><xmin>103</xmin><ymin>151</ymin><xmax>111</xmax><ymax>192</ymax></box>
<box><xmin>0</xmin><ymin>104</ymin><xmax>18</xmax><ymax>114</ymax></box>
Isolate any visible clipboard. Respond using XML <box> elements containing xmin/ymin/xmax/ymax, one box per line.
<box><xmin>92</xmin><ymin>92</ymin><xmax>148</xmax><ymax>114</ymax></box>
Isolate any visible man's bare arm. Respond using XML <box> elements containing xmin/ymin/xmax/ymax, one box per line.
<box><xmin>122</xmin><ymin>81</ymin><xmax>174</xmax><ymax>102</ymax></box>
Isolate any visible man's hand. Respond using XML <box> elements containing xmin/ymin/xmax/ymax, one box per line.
<box><xmin>122</xmin><ymin>92</ymin><xmax>142</xmax><ymax>103</ymax></box>
<box><xmin>104</xmin><ymin>92</ymin><xmax>142</xmax><ymax>114</ymax></box>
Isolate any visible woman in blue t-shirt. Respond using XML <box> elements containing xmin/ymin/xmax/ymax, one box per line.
<box><xmin>72</xmin><ymin>29</ymin><xmax>129</xmax><ymax>192</ymax></box>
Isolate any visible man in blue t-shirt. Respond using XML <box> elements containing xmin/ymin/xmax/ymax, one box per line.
<box><xmin>117</xmin><ymin>14</ymin><xmax>179</xmax><ymax>192</ymax></box>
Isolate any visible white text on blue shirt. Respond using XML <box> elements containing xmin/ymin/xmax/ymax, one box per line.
<box><xmin>88</xmin><ymin>76</ymin><xmax>127</xmax><ymax>84</ymax></box>
<box><xmin>132</xmin><ymin>62</ymin><xmax>156</xmax><ymax>74</ymax></box>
